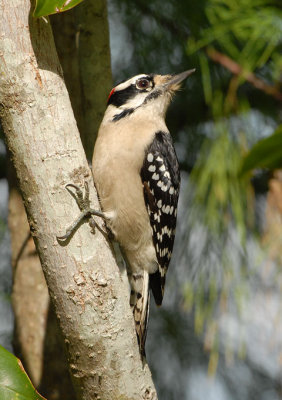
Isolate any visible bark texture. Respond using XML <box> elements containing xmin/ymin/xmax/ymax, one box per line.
<box><xmin>0</xmin><ymin>1</ymin><xmax>157</xmax><ymax>399</ymax></box>
<box><xmin>8</xmin><ymin>161</ymin><xmax>75</xmax><ymax>400</ymax></box>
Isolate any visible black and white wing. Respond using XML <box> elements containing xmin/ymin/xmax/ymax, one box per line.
<box><xmin>141</xmin><ymin>130</ymin><xmax>180</xmax><ymax>305</ymax></box>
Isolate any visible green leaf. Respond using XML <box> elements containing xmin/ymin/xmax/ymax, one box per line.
<box><xmin>33</xmin><ymin>0</ymin><xmax>83</xmax><ymax>18</ymax></box>
<box><xmin>0</xmin><ymin>345</ymin><xmax>46</xmax><ymax>400</ymax></box>
<box><xmin>241</xmin><ymin>126</ymin><xmax>282</xmax><ymax>174</ymax></box>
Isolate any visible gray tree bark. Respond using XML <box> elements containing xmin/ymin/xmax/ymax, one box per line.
<box><xmin>0</xmin><ymin>1</ymin><xmax>158</xmax><ymax>399</ymax></box>
<box><xmin>8</xmin><ymin>2</ymin><xmax>112</xmax><ymax>397</ymax></box>
<box><xmin>8</xmin><ymin>155</ymin><xmax>75</xmax><ymax>400</ymax></box>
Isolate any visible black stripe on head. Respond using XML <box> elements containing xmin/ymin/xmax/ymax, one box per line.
<box><xmin>108</xmin><ymin>84</ymin><xmax>137</xmax><ymax>107</ymax></box>
<box><xmin>107</xmin><ymin>75</ymin><xmax>155</xmax><ymax>107</ymax></box>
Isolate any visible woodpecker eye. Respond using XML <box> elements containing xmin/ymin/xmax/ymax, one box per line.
<box><xmin>136</xmin><ymin>78</ymin><xmax>151</xmax><ymax>90</ymax></box>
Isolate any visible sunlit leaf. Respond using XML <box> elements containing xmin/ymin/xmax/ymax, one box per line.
<box><xmin>0</xmin><ymin>345</ymin><xmax>46</xmax><ymax>400</ymax></box>
<box><xmin>33</xmin><ymin>0</ymin><xmax>83</xmax><ymax>18</ymax></box>
<box><xmin>241</xmin><ymin>126</ymin><xmax>282</xmax><ymax>174</ymax></box>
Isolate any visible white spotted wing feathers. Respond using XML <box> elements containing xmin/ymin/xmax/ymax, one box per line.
<box><xmin>141</xmin><ymin>131</ymin><xmax>180</xmax><ymax>305</ymax></box>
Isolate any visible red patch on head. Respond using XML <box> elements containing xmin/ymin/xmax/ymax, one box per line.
<box><xmin>107</xmin><ymin>88</ymin><xmax>115</xmax><ymax>103</ymax></box>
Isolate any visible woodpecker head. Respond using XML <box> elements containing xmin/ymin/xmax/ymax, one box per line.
<box><xmin>104</xmin><ymin>70</ymin><xmax>195</xmax><ymax>123</ymax></box>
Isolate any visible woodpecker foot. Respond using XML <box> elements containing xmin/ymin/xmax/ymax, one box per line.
<box><xmin>57</xmin><ymin>182</ymin><xmax>106</xmax><ymax>241</ymax></box>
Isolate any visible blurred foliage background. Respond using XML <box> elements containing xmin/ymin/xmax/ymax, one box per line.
<box><xmin>108</xmin><ymin>0</ymin><xmax>282</xmax><ymax>398</ymax></box>
<box><xmin>0</xmin><ymin>0</ymin><xmax>282</xmax><ymax>399</ymax></box>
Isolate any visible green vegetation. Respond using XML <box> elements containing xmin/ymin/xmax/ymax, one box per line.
<box><xmin>0</xmin><ymin>346</ymin><xmax>46</xmax><ymax>400</ymax></box>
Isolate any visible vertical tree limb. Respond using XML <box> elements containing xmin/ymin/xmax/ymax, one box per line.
<box><xmin>51</xmin><ymin>0</ymin><xmax>112</xmax><ymax>159</ymax></box>
<box><xmin>9</xmin><ymin>1</ymin><xmax>112</xmax><ymax>396</ymax></box>
<box><xmin>0</xmin><ymin>1</ymin><xmax>157</xmax><ymax>399</ymax></box>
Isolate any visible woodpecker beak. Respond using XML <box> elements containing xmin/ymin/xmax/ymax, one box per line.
<box><xmin>162</xmin><ymin>69</ymin><xmax>196</xmax><ymax>91</ymax></box>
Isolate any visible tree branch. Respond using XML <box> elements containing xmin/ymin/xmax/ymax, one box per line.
<box><xmin>206</xmin><ymin>47</ymin><xmax>282</xmax><ymax>102</ymax></box>
<box><xmin>51</xmin><ymin>0</ymin><xmax>112</xmax><ymax>160</ymax></box>
<box><xmin>132</xmin><ymin>1</ymin><xmax>281</xmax><ymax>102</ymax></box>
<box><xmin>0</xmin><ymin>1</ymin><xmax>157</xmax><ymax>399</ymax></box>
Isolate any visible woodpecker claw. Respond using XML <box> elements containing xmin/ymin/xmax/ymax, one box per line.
<box><xmin>65</xmin><ymin>182</ymin><xmax>90</xmax><ymax>211</ymax></box>
<box><xmin>57</xmin><ymin>182</ymin><xmax>106</xmax><ymax>242</ymax></box>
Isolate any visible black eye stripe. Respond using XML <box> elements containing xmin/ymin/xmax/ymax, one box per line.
<box><xmin>107</xmin><ymin>75</ymin><xmax>155</xmax><ymax>107</ymax></box>
<box><xmin>107</xmin><ymin>84</ymin><xmax>137</xmax><ymax>107</ymax></box>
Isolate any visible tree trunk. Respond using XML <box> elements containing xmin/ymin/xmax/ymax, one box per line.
<box><xmin>8</xmin><ymin>2</ymin><xmax>112</xmax><ymax>397</ymax></box>
<box><xmin>0</xmin><ymin>1</ymin><xmax>158</xmax><ymax>399</ymax></box>
<box><xmin>51</xmin><ymin>0</ymin><xmax>112</xmax><ymax>160</ymax></box>
<box><xmin>8</xmin><ymin>159</ymin><xmax>75</xmax><ymax>400</ymax></box>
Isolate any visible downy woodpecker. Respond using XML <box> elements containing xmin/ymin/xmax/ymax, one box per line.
<box><xmin>92</xmin><ymin>70</ymin><xmax>195</xmax><ymax>355</ymax></box>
